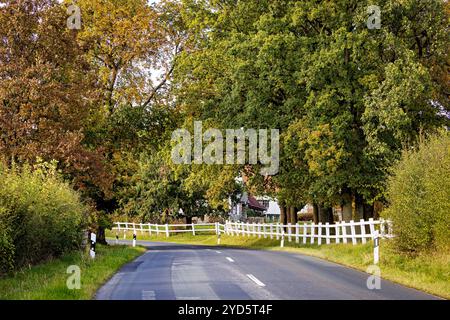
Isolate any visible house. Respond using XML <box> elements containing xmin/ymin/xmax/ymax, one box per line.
<box><xmin>228</xmin><ymin>192</ymin><xmax>267</xmax><ymax>221</ymax></box>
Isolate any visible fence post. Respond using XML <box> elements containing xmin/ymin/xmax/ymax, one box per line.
<box><xmin>165</xmin><ymin>224</ymin><xmax>169</xmax><ymax>238</ymax></box>
<box><xmin>342</xmin><ymin>222</ymin><xmax>347</xmax><ymax>244</ymax></box>
<box><xmin>258</xmin><ymin>224</ymin><xmax>261</xmax><ymax>238</ymax></box>
<box><xmin>310</xmin><ymin>223</ymin><xmax>315</xmax><ymax>244</ymax></box>
<box><xmin>140</xmin><ymin>223</ymin><xmax>143</xmax><ymax>235</ymax></box>
<box><xmin>276</xmin><ymin>223</ymin><xmax>280</xmax><ymax>240</ymax></box>
<box><xmin>335</xmin><ymin>222</ymin><xmax>340</xmax><ymax>244</ymax></box>
<box><xmin>288</xmin><ymin>223</ymin><xmax>292</xmax><ymax>242</ymax></box>
<box><xmin>360</xmin><ymin>219</ymin><xmax>367</xmax><ymax>244</ymax></box>
<box><xmin>325</xmin><ymin>222</ymin><xmax>330</xmax><ymax>245</ymax></box>
<box><xmin>295</xmin><ymin>223</ymin><xmax>299</xmax><ymax>244</ymax></box>
<box><xmin>350</xmin><ymin>220</ymin><xmax>357</xmax><ymax>245</ymax></box>
<box><xmin>192</xmin><ymin>223</ymin><xmax>195</xmax><ymax>236</ymax></box>
<box><xmin>148</xmin><ymin>223</ymin><xmax>152</xmax><ymax>236</ymax></box>
<box><xmin>318</xmin><ymin>223</ymin><xmax>322</xmax><ymax>245</ymax></box>
<box><xmin>253</xmin><ymin>222</ymin><xmax>256</xmax><ymax>237</ymax></box>
<box><xmin>387</xmin><ymin>220</ymin><xmax>393</xmax><ymax>236</ymax></box>
<box><xmin>263</xmin><ymin>224</ymin><xmax>267</xmax><ymax>238</ymax></box>
<box><xmin>369</xmin><ymin>218</ymin><xmax>375</xmax><ymax>237</ymax></box>
<box><xmin>117</xmin><ymin>222</ymin><xmax>121</xmax><ymax>233</ymax></box>
<box><xmin>269</xmin><ymin>224</ymin><xmax>273</xmax><ymax>239</ymax></box>
<box><xmin>302</xmin><ymin>224</ymin><xmax>307</xmax><ymax>244</ymax></box>
<box><xmin>280</xmin><ymin>229</ymin><xmax>285</xmax><ymax>248</ymax></box>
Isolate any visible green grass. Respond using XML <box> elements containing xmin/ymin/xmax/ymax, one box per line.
<box><xmin>0</xmin><ymin>245</ymin><xmax>146</xmax><ymax>300</ymax></box>
<box><xmin>107</xmin><ymin>230</ymin><xmax>450</xmax><ymax>299</ymax></box>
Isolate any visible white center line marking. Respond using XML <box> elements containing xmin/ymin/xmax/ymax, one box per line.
<box><xmin>226</xmin><ymin>257</ymin><xmax>234</xmax><ymax>262</ymax></box>
<box><xmin>142</xmin><ymin>290</ymin><xmax>156</xmax><ymax>300</ymax></box>
<box><xmin>247</xmin><ymin>274</ymin><xmax>266</xmax><ymax>287</ymax></box>
<box><xmin>215</xmin><ymin>250</ymin><xmax>222</xmax><ymax>254</ymax></box>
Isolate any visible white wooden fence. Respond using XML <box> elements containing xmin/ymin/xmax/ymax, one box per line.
<box><xmin>112</xmin><ymin>218</ymin><xmax>393</xmax><ymax>247</ymax></box>
<box><xmin>223</xmin><ymin>218</ymin><xmax>393</xmax><ymax>246</ymax></box>
<box><xmin>113</xmin><ymin>222</ymin><xmax>219</xmax><ymax>238</ymax></box>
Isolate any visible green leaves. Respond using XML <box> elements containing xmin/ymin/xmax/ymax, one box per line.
<box><xmin>383</xmin><ymin>131</ymin><xmax>450</xmax><ymax>253</ymax></box>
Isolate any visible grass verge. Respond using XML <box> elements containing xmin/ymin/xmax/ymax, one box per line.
<box><xmin>107</xmin><ymin>230</ymin><xmax>449</xmax><ymax>299</ymax></box>
<box><xmin>0</xmin><ymin>244</ymin><xmax>146</xmax><ymax>300</ymax></box>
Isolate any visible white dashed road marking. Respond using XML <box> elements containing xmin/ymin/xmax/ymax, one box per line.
<box><xmin>226</xmin><ymin>257</ymin><xmax>234</xmax><ymax>262</ymax></box>
<box><xmin>142</xmin><ymin>290</ymin><xmax>156</xmax><ymax>300</ymax></box>
<box><xmin>246</xmin><ymin>274</ymin><xmax>266</xmax><ymax>287</ymax></box>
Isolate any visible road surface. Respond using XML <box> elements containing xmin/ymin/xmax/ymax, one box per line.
<box><xmin>95</xmin><ymin>240</ymin><xmax>438</xmax><ymax>300</ymax></box>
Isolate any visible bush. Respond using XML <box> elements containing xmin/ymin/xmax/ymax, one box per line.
<box><xmin>383</xmin><ymin>131</ymin><xmax>450</xmax><ymax>253</ymax></box>
<box><xmin>0</xmin><ymin>161</ymin><xmax>86</xmax><ymax>273</ymax></box>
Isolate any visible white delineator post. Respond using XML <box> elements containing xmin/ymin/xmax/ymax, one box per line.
<box><xmin>280</xmin><ymin>229</ymin><xmax>285</xmax><ymax>248</ymax></box>
<box><xmin>373</xmin><ymin>230</ymin><xmax>380</xmax><ymax>265</ymax></box>
<box><xmin>90</xmin><ymin>232</ymin><xmax>96</xmax><ymax>259</ymax></box>
<box><xmin>132</xmin><ymin>232</ymin><xmax>136</xmax><ymax>247</ymax></box>
<box><xmin>165</xmin><ymin>224</ymin><xmax>169</xmax><ymax>238</ymax></box>
<box><xmin>192</xmin><ymin>223</ymin><xmax>195</xmax><ymax>236</ymax></box>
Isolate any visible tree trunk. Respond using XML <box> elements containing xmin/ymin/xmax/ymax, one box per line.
<box><xmin>286</xmin><ymin>206</ymin><xmax>292</xmax><ymax>224</ymax></box>
<box><xmin>354</xmin><ymin>193</ymin><xmax>364</xmax><ymax>220</ymax></box>
<box><xmin>291</xmin><ymin>207</ymin><xmax>298</xmax><ymax>224</ymax></box>
<box><xmin>279</xmin><ymin>205</ymin><xmax>288</xmax><ymax>231</ymax></box>
<box><xmin>363</xmin><ymin>203</ymin><xmax>374</xmax><ymax>220</ymax></box>
<box><xmin>186</xmin><ymin>216</ymin><xmax>192</xmax><ymax>224</ymax></box>
<box><xmin>279</xmin><ymin>205</ymin><xmax>286</xmax><ymax>224</ymax></box>
<box><xmin>342</xmin><ymin>192</ymin><xmax>353</xmax><ymax>222</ymax></box>
<box><xmin>318</xmin><ymin>205</ymin><xmax>333</xmax><ymax>223</ymax></box>
<box><xmin>312</xmin><ymin>203</ymin><xmax>319</xmax><ymax>223</ymax></box>
<box><xmin>288</xmin><ymin>206</ymin><xmax>297</xmax><ymax>234</ymax></box>
<box><xmin>96</xmin><ymin>226</ymin><xmax>107</xmax><ymax>245</ymax></box>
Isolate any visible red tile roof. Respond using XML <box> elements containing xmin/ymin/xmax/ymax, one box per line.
<box><xmin>247</xmin><ymin>194</ymin><xmax>266</xmax><ymax>211</ymax></box>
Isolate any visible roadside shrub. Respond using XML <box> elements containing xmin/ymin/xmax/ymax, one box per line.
<box><xmin>382</xmin><ymin>131</ymin><xmax>450</xmax><ymax>253</ymax></box>
<box><xmin>0</xmin><ymin>208</ymin><xmax>15</xmax><ymax>273</ymax></box>
<box><xmin>0</xmin><ymin>161</ymin><xmax>86</xmax><ymax>272</ymax></box>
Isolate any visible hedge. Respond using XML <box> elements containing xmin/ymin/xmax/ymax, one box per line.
<box><xmin>383</xmin><ymin>131</ymin><xmax>450</xmax><ymax>253</ymax></box>
<box><xmin>0</xmin><ymin>162</ymin><xmax>86</xmax><ymax>273</ymax></box>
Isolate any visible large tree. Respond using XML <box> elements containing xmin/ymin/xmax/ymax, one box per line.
<box><xmin>0</xmin><ymin>0</ymin><xmax>110</xmax><ymax>193</ymax></box>
<box><xmin>173</xmin><ymin>0</ymin><xmax>449</xmax><ymax>222</ymax></box>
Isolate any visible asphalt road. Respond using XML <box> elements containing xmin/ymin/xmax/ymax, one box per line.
<box><xmin>95</xmin><ymin>240</ymin><xmax>438</xmax><ymax>300</ymax></box>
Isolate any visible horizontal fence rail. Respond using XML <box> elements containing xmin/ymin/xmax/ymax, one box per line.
<box><xmin>112</xmin><ymin>218</ymin><xmax>393</xmax><ymax>246</ymax></box>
